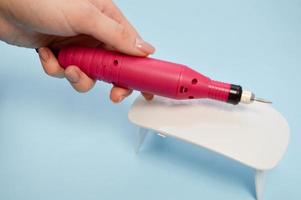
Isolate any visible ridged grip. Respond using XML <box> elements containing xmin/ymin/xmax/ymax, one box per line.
<box><xmin>57</xmin><ymin>46</ymin><xmax>232</xmax><ymax>102</ymax></box>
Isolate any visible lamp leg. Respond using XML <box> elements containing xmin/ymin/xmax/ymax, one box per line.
<box><xmin>135</xmin><ymin>127</ymin><xmax>148</xmax><ymax>153</ymax></box>
<box><xmin>255</xmin><ymin>170</ymin><xmax>266</xmax><ymax>200</ymax></box>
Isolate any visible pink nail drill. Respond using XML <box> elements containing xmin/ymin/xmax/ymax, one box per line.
<box><xmin>54</xmin><ymin>46</ymin><xmax>271</xmax><ymax>105</ymax></box>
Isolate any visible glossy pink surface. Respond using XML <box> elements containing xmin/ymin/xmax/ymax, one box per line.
<box><xmin>58</xmin><ymin>46</ymin><xmax>230</xmax><ymax>102</ymax></box>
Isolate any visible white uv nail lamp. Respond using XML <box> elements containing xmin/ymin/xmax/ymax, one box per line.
<box><xmin>128</xmin><ymin>96</ymin><xmax>289</xmax><ymax>200</ymax></box>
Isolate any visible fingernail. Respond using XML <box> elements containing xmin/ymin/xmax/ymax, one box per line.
<box><xmin>65</xmin><ymin>69</ymin><xmax>80</xmax><ymax>83</ymax></box>
<box><xmin>135</xmin><ymin>38</ymin><xmax>155</xmax><ymax>55</ymax></box>
<box><xmin>38</xmin><ymin>48</ymin><xmax>49</xmax><ymax>62</ymax></box>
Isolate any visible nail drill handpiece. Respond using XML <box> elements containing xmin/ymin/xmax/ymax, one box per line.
<box><xmin>54</xmin><ymin>46</ymin><xmax>271</xmax><ymax>105</ymax></box>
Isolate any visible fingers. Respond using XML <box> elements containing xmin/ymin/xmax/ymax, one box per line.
<box><xmin>64</xmin><ymin>66</ymin><xmax>96</xmax><ymax>93</ymax></box>
<box><xmin>103</xmin><ymin>1</ymin><xmax>156</xmax><ymax>56</ymax></box>
<box><xmin>38</xmin><ymin>47</ymin><xmax>65</xmax><ymax>78</ymax></box>
<box><xmin>110</xmin><ymin>85</ymin><xmax>154</xmax><ymax>103</ymax></box>
<box><xmin>49</xmin><ymin>35</ymin><xmax>103</xmax><ymax>50</ymax></box>
<box><xmin>141</xmin><ymin>92</ymin><xmax>154</xmax><ymax>101</ymax></box>
<box><xmin>101</xmin><ymin>1</ymin><xmax>139</xmax><ymax>36</ymax></box>
<box><xmin>38</xmin><ymin>47</ymin><xmax>95</xmax><ymax>92</ymax></box>
<box><xmin>77</xmin><ymin>7</ymin><xmax>155</xmax><ymax>57</ymax></box>
<box><xmin>110</xmin><ymin>86</ymin><xmax>132</xmax><ymax>103</ymax></box>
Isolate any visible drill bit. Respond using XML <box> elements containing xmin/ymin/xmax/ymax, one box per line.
<box><xmin>252</xmin><ymin>97</ymin><xmax>272</xmax><ymax>104</ymax></box>
<box><xmin>240</xmin><ymin>90</ymin><xmax>272</xmax><ymax>104</ymax></box>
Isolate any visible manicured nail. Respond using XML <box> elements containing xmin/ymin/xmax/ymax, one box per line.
<box><xmin>38</xmin><ymin>48</ymin><xmax>49</xmax><ymax>62</ymax></box>
<box><xmin>135</xmin><ymin>38</ymin><xmax>155</xmax><ymax>55</ymax></box>
<box><xmin>65</xmin><ymin>69</ymin><xmax>80</xmax><ymax>83</ymax></box>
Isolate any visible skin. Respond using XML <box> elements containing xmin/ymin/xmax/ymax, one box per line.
<box><xmin>0</xmin><ymin>0</ymin><xmax>154</xmax><ymax>102</ymax></box>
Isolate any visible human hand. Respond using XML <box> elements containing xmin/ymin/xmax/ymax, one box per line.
<box><xmin>0</xmin><ymin>0</ymin><xmax>155</xmax><ymax>102</ymax></box>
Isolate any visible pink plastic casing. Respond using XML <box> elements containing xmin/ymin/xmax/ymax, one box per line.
<box><xmin>58</xmin><ymin>46</ymin><xmax>231</xmax><ymax>101</ymax></box>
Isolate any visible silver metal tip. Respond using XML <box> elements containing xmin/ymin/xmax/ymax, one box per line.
<box><xmin>253</xmin><ymin>97</ymin><xmax>272</xmax><ymax>104</ymax></box>
<box><xmin>240</xmin><ymin>90</ymin><xmax>272</xmax><ymax>104</ymax></box>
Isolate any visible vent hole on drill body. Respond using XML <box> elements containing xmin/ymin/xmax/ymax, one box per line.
<box><xmin>189</xmin><ymin>96</ymin><xmax>194</xmax><ymax>99</ymax></box>
<box><xmin>180</xmin><ymin>86</ymin><xmax>188</xmax><ymax>93</ymax></box>
<box><xmin>180</xmin><ymin>86</ymin><xmax>184</xmax><ymax>93</ymax></box>
<box><xmin>113</xmin><ymin>60</ymin><xmax>119</xmax><ymax>66</ymax></box>
<box><xmin>191</xmin><ymin>78</ymin><xmax>198</xmax><ymax>85</ymax></box>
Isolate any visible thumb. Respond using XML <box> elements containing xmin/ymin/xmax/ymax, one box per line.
<box><xmin>77</xmin><ymin>11</ymin><xmax>155</xmax><ymax>56</ymax></box>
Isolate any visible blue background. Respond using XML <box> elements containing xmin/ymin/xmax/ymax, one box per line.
<box><xmin>0</xmin><ymin>0</ymin><xmax>300</xmax><ymax>199</ymax></box>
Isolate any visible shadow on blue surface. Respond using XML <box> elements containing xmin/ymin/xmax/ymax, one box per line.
<box><xmin>139</xmin><ymin>132</ymin><xmax>255</xmax><ymax>198</ymax></box>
